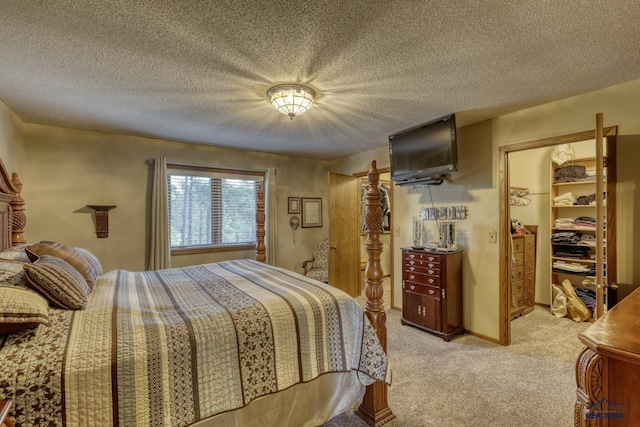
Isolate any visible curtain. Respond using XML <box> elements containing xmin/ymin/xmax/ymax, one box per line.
<box><xmin>148</xmin><ymin>157</ymin><xmax>171</xmax><ymax>270</ymax></box>
<box><xmin>266</xmin><ymin>168</ymin><xmax>278</xmax><ymax>266</ymax></box>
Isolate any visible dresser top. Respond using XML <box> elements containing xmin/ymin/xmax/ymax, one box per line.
<box><xmin>579</xmin><ymin>288</ymin><xmax>640</xmax><ymax>363</ymax></box>
<box><xmin>401</xmin><ymin>247</ymin><xmax>463</xmax><ymax>255</ymax></box>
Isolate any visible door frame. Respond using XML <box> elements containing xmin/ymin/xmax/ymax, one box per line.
<box><xmin>498</xmin><ymin>126</ymin><xmax>617</xmax><ymax>345</ymax></box>
<box><xmin>353</xmin><ymin>167</ymin><xmax>395</xmax><ymax>309</ymax></box>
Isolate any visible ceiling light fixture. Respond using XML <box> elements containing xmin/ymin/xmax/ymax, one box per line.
<box><xmin>267</xmin><ymin>84</ymin><xmax>316</xmax><ymax>119</ymax></box>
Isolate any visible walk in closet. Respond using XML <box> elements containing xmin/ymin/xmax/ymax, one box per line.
<box><xmin>508</xmin><ymin>135</ymin><xmax>616</xmax><ymax>325</ymax></box>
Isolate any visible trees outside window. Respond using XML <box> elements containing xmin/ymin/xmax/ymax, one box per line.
<box><xmin>167</xmin><ymin>166</ymin><xmax>264</xmax><ymax>251</ymax></box>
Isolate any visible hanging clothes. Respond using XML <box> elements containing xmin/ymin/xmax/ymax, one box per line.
<box><xmin>360</xmin><ymin>182</ymin><xmax>391</xmax><ymax>232</ymax></box>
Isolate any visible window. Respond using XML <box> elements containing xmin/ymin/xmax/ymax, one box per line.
<box><xmin>167</xmin><ymin>165</ymin><xmax>264</xmax><ymax>252</ymax></box>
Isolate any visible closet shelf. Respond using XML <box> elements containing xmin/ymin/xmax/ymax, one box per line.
<box><xmin>552</xmin><ymin>180</ymin><xmax>605</xmax><ymax>187</ymax></box>
<box><xmin>551</xmin><ymin>205</ymin><xmax>604</xmax><ymax>208</ymax></box>
<box><xmin>552</xmin><ymin>227</ymin><xmax>603</xmax><ymax>232</ymax></box>
<box><xmin>552</xmin><ymin>256</ymin><xmax>597</xmax><ymax>264</ymax></box>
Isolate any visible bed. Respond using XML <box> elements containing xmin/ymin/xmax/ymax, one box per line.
<box><xmin>0</xmin><ymin>159</ymin><xmax>393</xmax><ymax>426</ymax></box>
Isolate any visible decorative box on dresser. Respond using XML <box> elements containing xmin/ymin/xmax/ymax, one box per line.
<box><xmin>574</xmin><ymin>287</ymin><xmax>640</xmax><ymax>425</ymax></box>
<box><xmin>510</xmin><ymin>232</ymin><xmax>536</xmax><ymax>320</ymax></box>
<box><xmin>401</xmin><ymin>248</ymin><xmax>464</xmax><ymax>341</ymax></box>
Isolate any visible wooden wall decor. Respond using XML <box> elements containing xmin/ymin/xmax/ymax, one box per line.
<box><xmin>86</xmin><ymin>205</ymin><xmax>117</xmax><ymax>238</ymax></box>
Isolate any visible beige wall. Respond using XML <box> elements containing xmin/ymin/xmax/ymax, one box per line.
<box><xmin>0</xmin><ymin>101</ymin><xmax>25</xmax><ymax>176</ymax></box>
<box><xmin>22</xmin><ymin>124</ymin><xmax>332</xmax><ymax>273</ymax></box>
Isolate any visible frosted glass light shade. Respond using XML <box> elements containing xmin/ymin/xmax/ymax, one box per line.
<box><xmin>267</xmin><ymin>84</ymin><xmax>316</xmax><ymax>119</ymax></box>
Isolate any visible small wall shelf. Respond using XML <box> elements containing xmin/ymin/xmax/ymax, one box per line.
<box><xmin>86</xmin><ymin>205</ymin><xmax>117</xmax><ymax>238</ymax></box>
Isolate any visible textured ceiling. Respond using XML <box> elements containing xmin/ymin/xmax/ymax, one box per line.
<box><xmin>1</xmin><ymin>1</ymin><xmax>640</xmax><ymax>160</ymax></box>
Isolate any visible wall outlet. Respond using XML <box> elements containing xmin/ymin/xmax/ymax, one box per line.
<box><xmin>394</xmin><ymin>225</ymin><xmax>400</xmax><ymax>237</ymax></box>
<box><xmin>488</xmin><ymin>229</ymin><xmax>497</xmax><ymax>243</ymax></box>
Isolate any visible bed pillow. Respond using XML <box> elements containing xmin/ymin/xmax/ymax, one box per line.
<box><xmin>0</xmin><ymin>244</ymin><xmax>30</xmax><ymax>263</ymax></box>
<box><xmin>26</xmin><ymin>241</ymin><xmax>101</xmax><ymax>288</ymax></box>
<box><xmin>23</xmin><ymin>255</ymin><xmax>90</xmax><ymax>310</ymax></box>
<box><xmin>0</xmin><ymin>259</ymin><xmax>28</xmax><ymax>288</ymax></box>
<box><xmin>75</xmin><ymin>247</ymin><xmax>103</xmax><ymax>278</ymax></box>
<box><xmin>0</xmin><ymin>286</ymin><xmax>49</xmax><ymax>335</ymax></box>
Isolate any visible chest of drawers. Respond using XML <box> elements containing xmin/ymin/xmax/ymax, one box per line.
<box><xmin>401</xmin><ymin>248</ymin><xmax>464</xmax><ymax>341</ymax></box>
<box><xmin>511</xmin><ymin>234</ymin><xmax>536</xmax><ymax>319</ymax></box>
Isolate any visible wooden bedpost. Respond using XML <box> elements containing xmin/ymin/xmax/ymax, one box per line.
<box><xmin>357</xmin><ymin>160</ymin><xmax>395</xmax><ymax>426</ymax></box>
<box><xmin>10</xmin><ymin>173</ymin><xmax>26</xmax><ymax>245</ymax></box>
<box><xmin>256</xmin><ymin>181</ymin><xmax>266</xmax><ymax>262</ymax></box>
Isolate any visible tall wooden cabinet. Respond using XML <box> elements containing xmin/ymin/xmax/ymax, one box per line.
<box><xmin>401</xmin><ymin>248</ymin><xmax>463</xmax><ymax>341</ymax></box>
<box><xmin>511</xmin><ymin>233</ymin><xmax>536</xmax><ymax>319</ymax></box>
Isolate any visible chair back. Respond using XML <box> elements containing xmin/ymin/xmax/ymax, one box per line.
<box><xmin>312</xmin><ymin>238</ymin><xmax>329</xmax><ymax>269</ymax></box>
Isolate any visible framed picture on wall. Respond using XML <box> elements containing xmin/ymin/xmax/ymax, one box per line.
<box><xmin>288</xmin><ymin>197</ymin><xmax>300</xmax><ymax>214</ymax></box>
<box><xmin>301</xmin><ymin>198</ymin><xmax>322</xmax><ymax>228</ymax></box>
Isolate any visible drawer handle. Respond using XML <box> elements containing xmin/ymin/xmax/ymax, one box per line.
<box><xmin>410</xmin><ymin>285</ymin><xmax>415</xmax><ymax>291</ymax></box>
<box><xmin>409</xmin><ymin>274</ymin><xmax>415</xmax><ymax>280</ymax></box>
<box><xmin>409</xmin><ymin>260</ymin><xmax>415</xmax><ymax>265</ymax></box>
<box><xmin>423</xmin><ymin>306</ymin><xmax>426</xmax><ymax>316</ymax></box>
<box><xmin>410</xmin><ymin>254</ymin><xmax>415</xmax><ymax>259</ymax></box>
<box><xmin>428</xmin><ymin>289</ymin><xmax>434</xmax><ymax>295</ymax></box>
<box><xmin>428</xmin><ymin>270</ymin><xmax>434</xmax><ymax>274</ymax></box>
<box><xmin>428</xmin><ymin>278</ymin><xmax>434</xmax><ymax>284</ymax></box>
<box><xmin>428</xmin><ymin>257</ymin><xmax>434</xmax><ymax>261</ymax></box>
<box><xmin>410</xmin><ymin>267</ymin><xmax>415</xmax><ymax>271</ymax></box>
<box><xmin>428</xmin><ymin>263</ymin><xmax>434</xmax><ymax>268</ymax></box>
<box><xmin>418</xmin><ymin>304</ymin><xmax>421</xmax><ymax>315</ymax></box>
<box><xmin>442</xmin><ymin>289</ymin><xmax>446</xmax><ymax>298</ymax></box>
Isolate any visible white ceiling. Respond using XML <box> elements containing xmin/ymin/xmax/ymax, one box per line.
<box><xmin>1</xmin><ymin>1</ymin><xmax>640</xmax><ymax>160</ymax></box>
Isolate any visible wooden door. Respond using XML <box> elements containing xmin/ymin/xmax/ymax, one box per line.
<box><xmin>328</xmin><ymin>172</ymin><xmax>360</xmax><ymax>297</ymax></box>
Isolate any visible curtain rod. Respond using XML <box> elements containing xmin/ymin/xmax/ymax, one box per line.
<box><xmin>145</xmin><ymin>158</ymin><xmax>271</xmax><ymax>175</ymax></box>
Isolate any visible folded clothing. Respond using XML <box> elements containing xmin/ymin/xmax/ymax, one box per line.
<box><xmin>575</xmin><ymin>287</ymin><xmax>596</xmax><ymax>310</ymax></box>
<box><xmin>553</xmin><ymin>192</ymin><xmax>577</xmax><ymax>205</ymax></box>
<box><xmin>555</xmin><ymin>165</ymin><xmax>587</xmax><ymax>183</ymax></box>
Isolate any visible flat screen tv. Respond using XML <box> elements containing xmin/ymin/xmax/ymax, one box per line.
<box><xmin>389</xmin><ymin>113</ymin><xmax>457</xmax><ymax>186</ymax></box>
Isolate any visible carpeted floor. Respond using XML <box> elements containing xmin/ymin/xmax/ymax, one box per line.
<box><xmin>325</xmin><ymin>290</ymin><xmax>590</xmax><ymax>427</ymax></box>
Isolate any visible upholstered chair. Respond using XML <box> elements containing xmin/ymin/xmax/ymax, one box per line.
<box><xmin>302</xmin><ymin>238</ymin><xmax>329</xmax><ymax>283</ymax></box>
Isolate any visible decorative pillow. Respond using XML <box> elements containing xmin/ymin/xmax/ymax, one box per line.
<box><xmin>0</xmin><ymin>259</ymin><xmax>28</xmax><ymax>288</ymax></box>
<box><xmin>0</xmin><ymin>244</ymin><xmax>30</xmax><ymax>263</ymax></box>
<box><xmin>0</xmin><ymin>286</ymin><xmax>49</xmax><ymax>335</ymax></box>
<box><xmin>26</xmin><ymin>241</ymin><xmax>101</xmax><ymax>288</ymax></box>
<box><xmin>75</xmin><ymin>247</ymin><xmax>103</xmax><ymax>278</ymax></box>
<box><xmin>23</xmin><ymin>255</ymin><xmax>90</xmax><ymax>310</ymax></box>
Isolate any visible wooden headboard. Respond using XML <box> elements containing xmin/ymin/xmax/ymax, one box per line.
<box><xmin>0</xmin><ymin>158</ymin><xmax>26</xmax><ymax>251</ymax></box>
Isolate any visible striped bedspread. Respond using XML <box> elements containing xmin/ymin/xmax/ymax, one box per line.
<box><xmin>0</xmin><ymin>259</ymin><xmax>389</xmax><ymax>426</ymax></box>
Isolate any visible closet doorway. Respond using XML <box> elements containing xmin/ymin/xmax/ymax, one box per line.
<box><xmin>498</xmin><ymin>124</ymin><xmax>617</xmax><ymax>345</ymax></box>
<box><xmin>353</xmin><ymin>168</ymin><xmax>395</xmax><ymax>309</ymax></box>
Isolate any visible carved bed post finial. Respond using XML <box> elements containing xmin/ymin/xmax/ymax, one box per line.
<box><xmin>357</xmin><ymin>160</ymin><xmax>395</xmax><ymax>426</ymax></box>
<box><xmin>256</xmin><ymin>181</ymin><xmax>266</xmax><ymax>262</ymax></box>
<box><xmin>10</xmin><ymin>172</ymin><xmax>26</xmax><ymax>245</ymax></box>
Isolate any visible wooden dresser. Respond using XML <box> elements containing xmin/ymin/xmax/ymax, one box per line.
<box><xmin>400</xmin><ymin>248</ymin><xmax>463</xmax><ymax>341</ymax></box>
<box><xmin>511</xmin><ymin>233</ymin><xmax>536</xmax><ymax>319</ymax></box>
<box><xmin>575</xmin><ymin>287</ymin><xmax>640</xmax><ymax>425</ymax></box>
